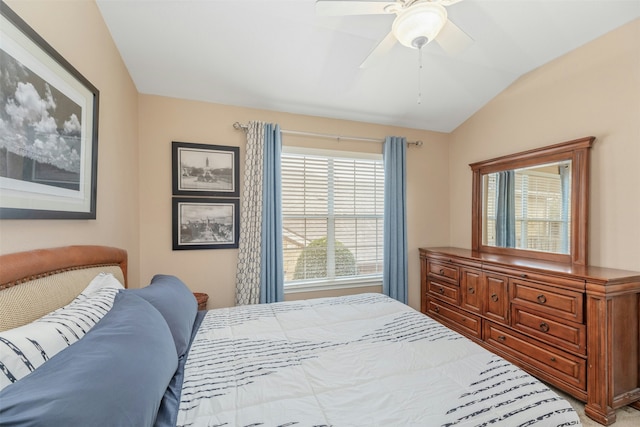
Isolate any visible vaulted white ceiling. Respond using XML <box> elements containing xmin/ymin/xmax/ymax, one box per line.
<box><xmin>96</xmin><ymin>0</ymin><xmax>640</xmax><ymax>132</ymax></box>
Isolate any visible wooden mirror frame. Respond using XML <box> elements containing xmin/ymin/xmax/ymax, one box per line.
<box><xmin>470</xmin><ymin>136</ymin><xmax>594</xmax><ymax>266</ymax></box>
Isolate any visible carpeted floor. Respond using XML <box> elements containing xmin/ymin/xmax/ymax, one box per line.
<box><xmin>549</xmin><ymin>386</ymin><xmax>640</xmax><ymax>426</ymax></box>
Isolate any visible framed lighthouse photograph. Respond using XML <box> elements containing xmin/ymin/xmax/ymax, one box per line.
<box><xmin>172</xmin><ymin>141</ymin><xmax>239</xmax><ymax>197</ymax></box>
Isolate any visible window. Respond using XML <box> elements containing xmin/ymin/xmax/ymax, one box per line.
<box><xmin>281</xmin><ymin>147</ymin><xmax>384</xmax><ymax>291</ymax></box>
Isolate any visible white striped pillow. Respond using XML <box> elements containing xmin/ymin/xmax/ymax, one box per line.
<box><xmin>0</xmin><ymin>273</ymin><xmax>123</xmax><ymax>391</ymax></box>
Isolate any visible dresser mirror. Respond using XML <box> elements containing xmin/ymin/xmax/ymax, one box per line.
<box><xmin>470</xmin><ymin>137</ymin><xmax>594</xmax><ymax>266</ymax></box>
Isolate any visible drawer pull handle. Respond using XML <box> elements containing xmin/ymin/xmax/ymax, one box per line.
<box><xmin>539</xmin><ymin>322</ymin><xmax>550</xmax><ymax>333</ymax></box>
<box><xmin>537</xmin><ymin>294</ymin><xmax>547</xmax><ymax>304</ymax></box>
<box><xmin>521</xmin><ymin>274</ymin><xmax>527</xmax><ymax>278</ymax></box>
<box><xmin>439</xmin><ymin>287</ymin><xmax>445</xmax><ymax>294</ymax></box>
<box><xmin>468</xmin><ymin>287</ymin><xmax>475</xmax><ymax>294</ymax></box>
<box><xmin>497</xmin><ymin>335</ymin><xmax>506</xmax><ymax>342</ymax></box>
<box><xmin>550</xmin><ymin>357</ymin><xmax>556</xmax><ymax>362</ymax></box>
<box><xmin>434</xmin><ymin>306</ymin><xmax>440</xmax><ymax>313</ymax></box>
<box><xmin>491</xmin><ymin>293</ymin><xmax>499</xmax><ymax>302</ymax></box>
<box><xmin>439</xmin><ymin>269</ymin><xmax>444</xmax><ymax>275</ymax></box>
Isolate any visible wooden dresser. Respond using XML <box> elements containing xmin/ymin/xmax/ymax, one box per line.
<box><xmin>420</xmin><ymin>247</ymin><xmax>640</xmax><ymax>425</ymax></box>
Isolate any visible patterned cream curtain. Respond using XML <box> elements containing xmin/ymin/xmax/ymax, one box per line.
<box><xmin>235</xmin><ymin>121</ymin><xmax>264</xmax><ymax>305</ymax></box>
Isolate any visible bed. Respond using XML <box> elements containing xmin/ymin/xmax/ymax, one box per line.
<box><xmin>0</xmin><ymin>245</ymin><xmax>582</xmax><ymax>426</ymax></box>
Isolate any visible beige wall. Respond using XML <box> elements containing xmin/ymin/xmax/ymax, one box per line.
<box><xmin>138</xmin><ymin>95</ymin><xmax>449</xmax><ymax>309</ymax></box>
<box><xmin>0</xmin><ymin>1</ymin><xmax>141</xmax><ymax>284</ymax></box>
<box><xmin>3</xmin><ymin>1</ymin><xmax>636</xmax><ymax>312</ymax></box>
<box><xmin>449</xmin><ymin>19</ymin><xmax>640</xmax><ymax>271</ymax></box>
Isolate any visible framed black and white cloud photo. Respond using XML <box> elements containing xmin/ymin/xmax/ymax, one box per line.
<box><xmin>0</xmin><ymin>3</ymin><xmax>99</xmax><ymax>219</ymax></box>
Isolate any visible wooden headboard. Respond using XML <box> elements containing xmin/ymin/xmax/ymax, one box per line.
<box><xmin>0</xmin><ymin>245</ymin><xmax>128</xmax><ymax>331</ymax></box>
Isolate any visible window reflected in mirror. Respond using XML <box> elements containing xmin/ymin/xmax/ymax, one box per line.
<box><xmin>482</xmin><ymin>161</ymin><xmax>572</xmax><ymax>255</ymax></box>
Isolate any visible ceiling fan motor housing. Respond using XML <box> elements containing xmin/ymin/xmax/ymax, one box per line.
<box><xmin>392</xmin><ymin>2</ymin><xmax>448</xmax><ymax>49</ymax></box>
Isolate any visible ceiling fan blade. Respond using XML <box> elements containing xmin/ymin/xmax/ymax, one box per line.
<box><xmin>438</xmin><ymin>0</ymin><xmax>465</xmax><ymax>6</ymax></box>
<box><xmin>359</xmin><ymin>31</ymin><xmax>397</xmax><ymax>68</ymax></box>
<box><xmin>315</xmin><ymin>0</ymin><xmax>396</xmax><ymax>16</ymax></box>
<box><xmin>435</xmin><ymin>19</ymin><xmax>473</xmax><ymax>56</ymax></box>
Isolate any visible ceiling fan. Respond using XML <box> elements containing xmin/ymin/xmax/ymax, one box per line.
<box><xmin>316</xmin><ymin>0</ymin><xmax>473</xmax><ymax>68</ymax></box>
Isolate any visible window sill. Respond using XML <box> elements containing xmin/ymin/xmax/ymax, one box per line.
<box><xmin>284</xmin><ymin>275</ymin><xmax>383</xmax><ymax>294</ymax></box>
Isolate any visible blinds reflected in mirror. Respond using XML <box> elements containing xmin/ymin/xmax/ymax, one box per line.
<box><xmin>483</xmin><ymin>161</ymin><xmax>571</xmax><ymax>254</ymax></box>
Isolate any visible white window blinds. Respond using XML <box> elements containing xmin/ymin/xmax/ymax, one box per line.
<box><xmin>281</xmin><ymin>149</ymin><xmax>384</xmax><ymax>285</ymax></box>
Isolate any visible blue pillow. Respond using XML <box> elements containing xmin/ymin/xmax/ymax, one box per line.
<box><xmin>154</xmin><ymin>310</ymin><xmax>207</xmax><ymax>427</ymax></box>
<box><xmin>129</xmin><ymin>274</ymin><xmax>198</xmax><ymax>358</ymax></box>
<box><xmin>0</xmin><ymin>291</ymin><xmax>178</xmax><ymax>427</ymax></box>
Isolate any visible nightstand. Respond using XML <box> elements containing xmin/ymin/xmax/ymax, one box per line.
<box><xmin>193</xmin><ymin>292</ymin><xmax>208</xmax><ymax>311</ymax></box>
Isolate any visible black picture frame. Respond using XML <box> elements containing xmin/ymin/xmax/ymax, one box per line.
<box><xmin>172</xmin><ymin>141</ymin><xmax>239</xmax><ymax>197</ymax></box>
<box><xmin>0</xmin><ymin>2</ymin><xmax>99</xmax><ymax>219</ymax></box>
<box><xmin>172</xmin><ymin>198</ymin><xmax>240</xmax><ymax>250</ymax></box>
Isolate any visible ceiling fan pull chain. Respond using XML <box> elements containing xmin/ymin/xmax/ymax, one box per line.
<box><xmin>413</xmin><ymin>36</ymin><xmax>428</xmax><ymax>105</ymax></box>
<box><xmin>417</xmin><ymin>45</ymin><xmax>424</xmax><ymax>105</ymax></box>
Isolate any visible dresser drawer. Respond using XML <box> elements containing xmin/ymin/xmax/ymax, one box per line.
<box><xmin>484</xmin><ymin>322</ymin><xmax>586</xmax><ymax>391</ymax></box>
<box><xmin>484</xmin><ymin>273</ymin><xmax>510</xmax><ymax>325</ymax></box>
<box><xmin>511</xmin><ymin>306</ymin><xmax>586</xmax><ymax>355</ymax></box>
<box><xmin>511</xmin><ymin>279</ymin><xmax>584</xmax><ymax>323</ymax></box>
<box><xmin>427</xmin><ymin>299</ymin><xmax>482</xmax><ymax>339</ymax></box>
<box><xmin>427</xmin><ymin>279</ymin><xmax>460</xmax><ymax>306</ymax></box>
<box><xmin>461</xmin><ymin>267</ymin><xmax>482</xmax><ymax>314</ymax></box>
<box><xmin>427</xmin><ymin>260</ymin><xmax>459</xmax><ymax>284</ymax></box>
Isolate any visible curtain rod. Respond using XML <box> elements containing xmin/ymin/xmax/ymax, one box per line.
<box><xmin>233</xmin><ymin>122</ymin><xmax>423</xmax><ymax>147</ymax></box>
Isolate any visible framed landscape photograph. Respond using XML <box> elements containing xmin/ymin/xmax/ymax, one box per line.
<box><xmin>0</xmin><ymin>3</ymin><xmax>99</xmax><ymax>219</ymax></box>
<box><xmin>172</xmin><ymin>141</ymin><xmax>239</xmax><ymax>197</ymax></box>
<box><xmin>173</xmin><ymin>198</ymin><xmax>240</xmax><ymax>250</ymax></box>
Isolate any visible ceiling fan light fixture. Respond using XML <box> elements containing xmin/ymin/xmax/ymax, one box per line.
<box><xmin>392</xmin><ymin>2</ymin><xmax>448</xmax><ymax>49</ymax></box>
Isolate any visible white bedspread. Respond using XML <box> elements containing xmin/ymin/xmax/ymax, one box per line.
<box><xmin>176</xmin><ymin>293</ymin><xmax>581</xmax><ymax>427</ymax></box>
